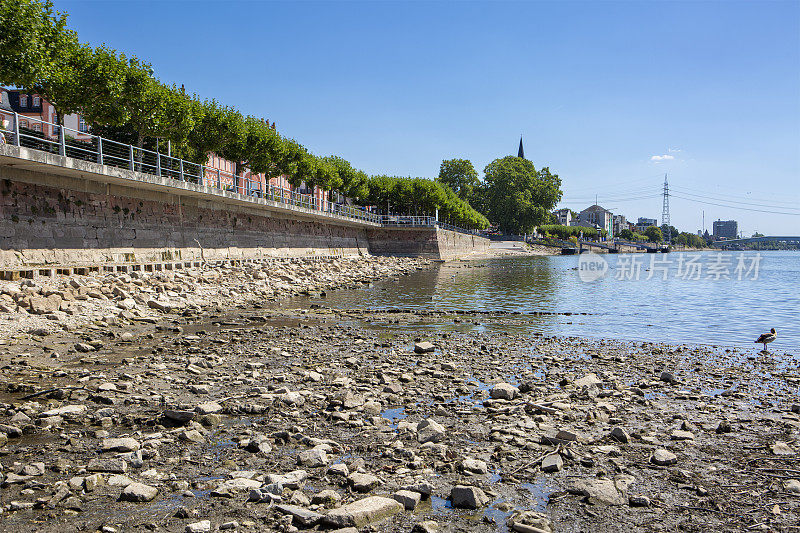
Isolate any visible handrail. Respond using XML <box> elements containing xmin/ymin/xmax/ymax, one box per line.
<box><xmin>0</xmin><ymin>109</ymin><xmax>478</xmax><ymax>234</ymax></box>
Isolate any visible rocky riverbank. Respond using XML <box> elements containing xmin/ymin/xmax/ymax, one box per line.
<box><xmin>0</xmin><ymin>299</ymin><xmax>798</xmax><ymax>533</ymax></box>
<box><xmin>0</xmin><ymin>256</ymin><xmax>429</xmax><ymax>341</ymax></box>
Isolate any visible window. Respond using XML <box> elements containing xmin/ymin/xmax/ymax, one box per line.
<box><xmin>20</xmin><ymin>120</ymin><xmax>28</xmax><ymax>128</ymax></box>
<box><xmin>19</xmin><ymin>95</ymin><xmax>27</xmax><ymax>108</ymax></box>
<box><xmin>32</xmin><ymin>123</ymin><xmax>41</xmax><ymax>132</ymax></box>
<box><xmin>33</xmin><ymin>96</ymin><xmax>40</xmax><ymax>107</ymax></box>
<box><xmin>78</xmin><ymin>117</ymin><xmax>88</xmax><ymax>133</ymax></box>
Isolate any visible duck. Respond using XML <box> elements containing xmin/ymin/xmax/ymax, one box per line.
<box><xmin>755</xmin><ymin>328</ymin><xmax>777</xmax><ymax>352</ymax></box>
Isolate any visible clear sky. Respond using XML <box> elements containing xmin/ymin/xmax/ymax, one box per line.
<box><xmin>54</xmin><ymin>0</ymin><xmax>800</xmax><ymax>235</ymax></box>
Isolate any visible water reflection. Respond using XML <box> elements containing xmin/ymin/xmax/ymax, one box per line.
<box><xmin>298</xmin><ymin>251</ymin><xmax>799</xmax><ymax>350</ymax></box>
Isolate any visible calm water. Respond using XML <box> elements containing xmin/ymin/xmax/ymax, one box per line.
<box><xmin>304</xmin><ymin>250</ymin><xmax>799</xmax><ymax>350</ymax></box>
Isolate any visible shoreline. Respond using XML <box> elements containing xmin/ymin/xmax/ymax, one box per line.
<box><xmin>0</xmin><ymin>256</ymin><xmax>797</xmax><ymax>532</ymax></box>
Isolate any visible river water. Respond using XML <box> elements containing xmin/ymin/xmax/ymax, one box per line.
<box><xmin>301</xmin><ymin>250</ymin><xmax>799</xmax><ymax>350</ymax></box>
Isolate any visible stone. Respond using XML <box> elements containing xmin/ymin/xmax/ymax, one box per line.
<box><xmin>715</xmin><ymin>420</ymin><xmax>732</xmax><ymax>434</ymax></box>
<box><xmin>266</xmin><ymin>470</ymin><xmax>308</xmax><ymax>489</ymax></box>
<box><xmin>659</xmin><ymin>371</ymin><xmax>677</xmax><ymax>384</ymax></box>
<box><xmin>42</xmin><ymin>404</ymin><xmax>86</xmax><ymax>417</ymax></box>
<box><xmin>541</xmin><ymin>454</ymin><xmax>563</xmax><ymax>473</ymax></box>
<box><xmin>275</xmin><ymin>504</ymin><xmax>324</xmax><ymax>527</ymax></box>
<box><xmin>75</xmin><ymin>342</ymin><xmax>96</xmax><ymax>353</ymax></box>
<box><xmin>574</xmin><ymin>373</ymin><xmax>602</xmax><ymax>388</ymax></box>
<box><xmin>490</xmin><ymin>382</ymin><xmax>519</xmax><ymax>400</ymax></box>
<box><xmin>349</xmin><ymin>472</ymin><xmax>380</xmax><ymax>492</ymax></box>
<box><xmin>324</xmin><ymin>496</ymin><xmax>403</xmax><ymax>528</ymax></box>
<box><xmin>28</xmin><ymin>294</ymin><xmax>62</xmax><ymax>314</ymax></box>
<box><xmin>298</xmin><ymin>447</ymin><xmax>329</xmax><ymax>467</ymax></box>
<box><xmin>414</xmin><ymin>342</ymin><xmax>435</xmax><ymax>354</ymax></box>
<box><xmin>450</xmin><ymin>485</ymin><xmax>489</xmax><ymax>509</ymax></box>
<box><xmin>327</xmin><ymin>463</ymin><xmax>349</xmax><ymax>477</ymax></box>
<box><xmin>212</xmin><ymin>477</ymin><xmax>262</xmax><ymax>496</ymax></box>
<box><xmin>185</xmin><ymin>521</ymin><xmax>211</xmax><ymax>533</ymax></box>
<box><xmin>164</xmin><ymin>410</ymin><xmax>195</xmax><ymax>423</ymax></box>
<box><xmin>87</xmin><ymin>458</ymin><xmax>127</xmax><ymax>473</ymax></box>
<box><xmin>417</xmin><ymin>418</ymin><xmax>445</xmax><ymax>444</ymax></box>
<box><xmin>180</xmin><ymin>429</ymin><xmax>205</xmax><ymax>443</ymax></box>
<box><xmin>629</xmin><ymin>495</ymin><xmax>651</xmax><ymax>507</ymax></box>
<box><xmin>569</xmin><ymin>478</ymin><xmax>627</xmax><ymax>505</ymax></box>
<box><xmin>195</xmin><ymin>401</ymin><xmax>222</xmax><ymax>415</ymax></box>
<box><xmin>120</xmin><ymin>482</ymin><xmax>158</xmax><ymax>502</ymax></box>
<box><xmin>610</xmin><ymin>427</ymin><xmax>630</xmax><ymax>443</ymax></box>
<box><xmin>650</xmin><ymin>449</ymin><xmax>678</xmax><ymax>466</ymax></box>
<box><xmin>312</xmin><ymin>489</ymin><xmax>342</xmax><ymax>506</ymax></box>
<box><xmin>784</xmin><ymin>479</ymin><xmax>800</xmax><ymax>494</ymax></box>
<box><xmin>107</xmin><ymin>474</ymin><xmax>135</xmax><ymax>487</ymax></box>
<box><xmin>670</xmin><ymin>429</ymin><xmax>695</xmax><ymax>441</ymax></box>
<box><xmin>771</xmin><ymin>441</ymin><xmax>795</xmax><ymax>455</ymax></box>
<box><xmin>461</xmin><ymin>458</ymin><xmax>488</xmax><ymax>475</ymax></box>
<box><xmin>413</xmin><ymin>521</ymin><xmax>440</xmax><ymax>533</ymax></box>
<box><xmin>392</xmin><ymin>489</ymin><xmax>422</xmax><ymax>510</ymax></box>
<box><xmin>100</xmin><ymin>437</ymin><xmax>139</xmax><ymax>452</ymax></box>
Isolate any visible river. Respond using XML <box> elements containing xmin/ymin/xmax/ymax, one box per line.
<box><xmin>299</xmin><ymin>250</ymin><xmax>799</xmax><ymax>351</ymax></box>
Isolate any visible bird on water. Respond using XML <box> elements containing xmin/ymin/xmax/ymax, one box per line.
<box><xmin>755</xmin><ymin>328</ymin><xmax>777</xmax><ymax>352</ymax></box>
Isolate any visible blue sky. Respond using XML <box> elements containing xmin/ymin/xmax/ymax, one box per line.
<box><xmin>55</xmin><ymin>0</ymin><xmax>800</xmax><ymax>235</ymax></box>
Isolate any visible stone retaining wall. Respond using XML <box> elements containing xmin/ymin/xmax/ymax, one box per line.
<box><xmin>0</xmin><ymin>146</ymin><xmax>488</xmax><ymax>268</ymax></box>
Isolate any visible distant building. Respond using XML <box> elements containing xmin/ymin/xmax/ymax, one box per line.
<box><xmin>635</xmin><ymin>217</ymin><xmax>657</xmax><ymax>234</ymax></box>
<box><xmin>576</xmin><ymin>204</ymin><xmax>613</xmax><ymax>238</ymax></box>
<box><xmin>612</xmin><ymin>214</ymin><xmax>627</xmax><ymax>236</ymax></box>
<box><xmin>713</xmin><ymin>219</ymin><xmax>738</xmax><ymax>240</ymax></box>
<box><xmin>552</xmin><ymin>208</ymin><xmax>572</xmax><ymax>226</ymax></box>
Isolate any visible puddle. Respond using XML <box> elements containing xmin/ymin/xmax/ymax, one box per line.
<box><xmin>381</xmin><ymin>407</ymin><xmax>407</xmax><ymax>429</ymax></box>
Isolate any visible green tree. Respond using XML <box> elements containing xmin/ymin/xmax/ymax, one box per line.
<box><xmin>482</xmin><ymin>156</ymin><xmax>562</xmax><ymax>234</ymax></box>
<box><xmin>645</xmin><ymin>225</ymin><xmax>663</xmax><ymax>243</ymax></box>
<box><xmin>618</xmin><ymin>228</ymin><xmax>634</xmax><ymax>241</ymax></box>
<box><xmin>436</xmin><ymin>158</ymin><xmax>479</xmax><ymax>201</ymax></box>
<box><xmin>0</xmin><ymin>0</ymin><xmax>82</xmax><ymax>123</ymax></box>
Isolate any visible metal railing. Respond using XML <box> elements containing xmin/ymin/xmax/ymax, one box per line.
<box><xmin>0</xmin><ymin>109</ymin><xmax>478</xmax><ymax>234</ymax></box>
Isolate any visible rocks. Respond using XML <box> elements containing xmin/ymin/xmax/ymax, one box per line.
<box><xmin>771</xmin><ymin>441</ymin><xmax>795</xmax><ymax>455</ymax></box>
<box><xmin>784</xmin><ymin>479</ymin><xmax>800</xmax><ymax>494</ymax></box>
<box><xmin>450</xmin><ymin>485</ymin><xmax>489</xmax><ymax>509</ymax></box>
<box><xmin>349</xmin><ymin>472</ymin><xmax>380</xmax><ymax>492</ymax></box>
<box><xmin>185</xmin><ymin>521</ymin><xmax>211</xmax><ymax>533</ymax></box>
<box><xmin>610</xmin><ymin>427</ymin><xmax>630</xmax><ymax>443</ymax></box>
<box><xmin>323</xmin><ymin>496</ymin><xmax>403</xmax><ymax>528</ymax></box>
<box><xmin>490</xmin><ymin>382</ymin><xmax>519</xmax><ymax>400</ymax></box>
<box><xmin>574</xmin><ymin>373</ymin><xmax>603</xmax><ymax>388</ymax></box>
<box><xmin>659</xmin><ymin>371</ymin><xmax>677</xmax><ymax>384</ymax></box>
<box><xmin>461</xmin><ymin>457</ymin><xmax>489</xmax><ymax>475</ymax></box>
<box><xmin>87</xmin><ymin>458</ymin><xmax>128</xmax><ymax>473</ymax></box>
<box><xmin>392</xmin><ymin>489</ymin><xmax>422</xmax><ymax>510</ymax></box>
<box><xmin>276</xmin><ymin>504</ymin><xmax>324</xmax><ymax>527</ymax></box>
<box><xmin>41</xmin><ymin>404</ymin><xmax>86</xmax><ymax>417</ymax></box>
<box><xmin>298</xmin><ymin>447</ymin><xmax>329</xmax><ymax>467</ymax></box>
<box><xmin>163</xmin><ymin>409</ymin><xmax>195</xmax><ymax>423</ymax></box>
<box><xmin>569</xmin><ymin>478</ymin><xmax>628</xmax><ymax>505</ymax></box>
<box><xmin>195</xmin><ymin>401</ymin><xmax>223</xmax><ymax>415</ymax></box>
<box><xmin>100</xmin><ymin>437</ymin><xmax>140</xmax><ymax>452</ymax></box>
<box><xmin>670</xmin><ymin>430</ymin><xmax>695</xmax><ymax>441</ymax></box>
<box><xmin>651</xmin><ymin>449</ymin><xmax>678</xmax><ymax>466</ymax></box>
<box><xmin>417</xmin><ymin>418</ymin><xmax>446</xmax><ymax>444</ymax></box>
<box><xmin>541</xmin><ymin>453</ymin><xmax>563</xmax><ymax>473</ymax></box>
<box><xmin>414</xmin><ymin>342</ymin><xmax>435</xmax><ymax>354</ymax></box>
<box><xmin>119</xmin><ymin>482</ymin><xmax>158</xmax><ymax>502</ymax></box>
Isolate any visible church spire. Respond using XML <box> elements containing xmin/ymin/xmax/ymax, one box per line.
<box><xmin>518</xmin><ymin>136</ymin><xmax>525</xmax><ymax>159</ymax></box>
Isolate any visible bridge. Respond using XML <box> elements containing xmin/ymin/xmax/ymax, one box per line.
<box><xmin>711</xmin><ymin>236</ymin><xmax>800</xmax><ymax>249</ymax></box>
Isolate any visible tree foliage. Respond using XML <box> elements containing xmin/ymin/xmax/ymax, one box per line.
<box><xmin>0</xmin><ymin>0</ymin><xmax>490</xmax><ymax>229</ymax></box>
<box><xmin>436</xmin><ymin>158</ymin><xmax>479</xmax><ymax>201</ymax></box>
<box><xmin>645</xmin><ymin>225</ymin><xmax>663</xmax><ymax>243</ymax></box>
<box><xmin>538</xmin><ymin>224</ymin><xmax>602</xmax><ymax>240</ymax></box>
<box><xmin>482</xmin><ymin>156</ymin><xmax>562</xmax><ymax>234</ymax></box>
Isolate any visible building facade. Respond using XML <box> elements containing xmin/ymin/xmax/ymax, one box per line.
<box><xmin>612</xmin><ymin>214</ymin><xmax>627</xmax><ymax>236</ymax></box>
<box><xmin>576</xmin><ymin>204</ymin><xmax>613</xmax><ymax>237</ymax></box>
<box><xmin>713</xmin><ymin>220</ymin><xmax>738</xmax><ymax>240</ymax></box>
<box><xmin>552</xmin><ymin>208</ymin><xmax>572</xmax><ymax>226</ymax></box>
<box><xmin>1</xmin><ymin>89</ymin><xmax>332</xmax><ymax>208</ymax></box>
<box><xmin>634</xmin><ymin>217</ymin><xmax>657</xmax><ymax>234</ymax></box>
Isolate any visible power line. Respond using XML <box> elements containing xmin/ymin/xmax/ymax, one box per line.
<box><xmin>670</xmin><ymin>193</ymin><xmax>800</xmax><ymax>216</ymax></box>
<box><xmin>671</xmin><ymin>186</ymin><xmax>800</xmax><ymax>210</ymax></box>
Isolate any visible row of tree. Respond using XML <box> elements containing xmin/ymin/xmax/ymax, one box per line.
<box><xmin>0</xmin><ymin>0</ymin><xmax>489</xmax><ymax>228</ymax></box>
